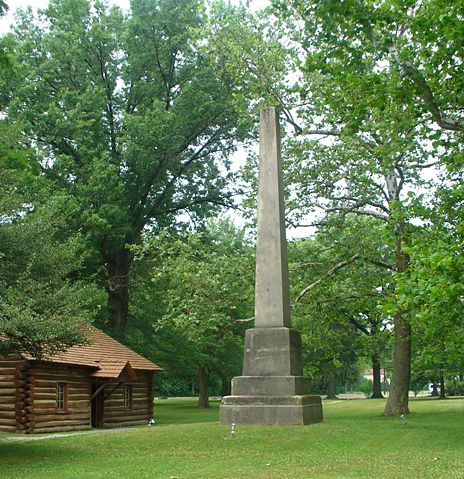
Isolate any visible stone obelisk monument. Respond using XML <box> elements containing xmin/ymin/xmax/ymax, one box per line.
<box><xmin>220</xmin><ymin>107</ymin><xmax>323</xmax><ymax>425</ymax></box>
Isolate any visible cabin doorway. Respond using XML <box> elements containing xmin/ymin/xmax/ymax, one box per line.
<box><xmin>91</xmin><ymin>384</ymin><xmax>105</xmax><ymax>428</ymax></box>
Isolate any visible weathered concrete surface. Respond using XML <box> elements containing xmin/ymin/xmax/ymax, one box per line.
<box><xmin>220</xmin><ymin>395</ymin><xmax>323</xmax><ymax>425</ymax></box>
<box><xmin>219</xmin><ymin>107</ymin><xmax>323</xmax><ymax>425</ymax></box>
<box><xmin>254</xmin><ymin>107</ymin><xmax>291</xmax><ymax>329</ymax></box>
<box><xmin>242</xmin><ymin>327</ymin><xmax>303</xmax><ymax>376</ymax></box>
<box><xmin>231</xmin><ymin>375</ymin><xmax>311</xmax><ymax>396</ymax></box>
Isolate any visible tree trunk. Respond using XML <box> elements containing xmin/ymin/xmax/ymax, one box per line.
<box><xmin>383</xmin><ymin>233</ymin><xmax>411</xmax><ymax>416</ymax></box>
<box><xmin>430</xmin><ymin>382</ymin><xmax>439</xmax><ymax>397</ymax></box>
<box><xmin>370</xmin><ymin>355</ymin><xmax>384</xmax><ymax>399</ymax></box>
<box><xmin>439</xmin><ymin>372</ymin><xmax>446</xmax><ymax>399</ymax></box>
<box><xmin>105</xmin><ymin>247</ymin><xmax>132</xmax><ymax>339</ymax></box>
<box><xmin>198</xmin><ymin>366</ymin><xmax>210</xmax><ymax>408</ymax></box>
<box><xmin>326</xmin><ymin>370</ymin><xmax>337</xmax><ymax>399</ymax></box>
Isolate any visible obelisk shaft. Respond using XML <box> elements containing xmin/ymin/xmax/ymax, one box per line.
<box><xmin>254</xmin><ymin>107</ymin><xmax>291</xmax><ymax>328</ymax></box>
<box><xmin>219</xmin><ymin>106</ymin><xmax>323</xmax><ymax>425</ymax></box>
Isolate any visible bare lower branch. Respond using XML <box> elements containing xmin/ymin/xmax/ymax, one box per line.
<box><xmin>314</xmin><ymin>292</ymin><xmax>388</xmax><ymax>305</ymax></box>
<box><xmin>235</xmin><ymin>317</ymin><xmax>254</xmax><ymax>323</ymax></box>
<box><xmin>363</xmin><ymin>258</ymin><xmax>395</xmax><ymax>271</ymax></box>
<box><xmin>294</xmin><ymin>254</ymin><xmax>360</xmax><ymax>304</ymax></box>
<box><xmin>304</xmin><ymin>129</ymin><xmax>341</xmax><ymax>137</ymax></box>
<box><xmin>399</xmin><ymin>59</ymin><xmax>464</xmax><ymax>132</ymax></box>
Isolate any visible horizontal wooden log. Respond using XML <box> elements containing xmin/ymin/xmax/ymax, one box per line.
<box><xmin>33</xmin><ymin>400</ymin><xmax>90</xmax><ymax>409</ymax></box>
<box><xmin>105</xmin><ymin>412</ymin><xmax>149</xmax><ymax>423</ymax></box>
<box><xmin>32</xmin><ymin>425</ymin><xmax>91</xmax><ymax>434</ymax></box>
<box><xmin>105</xmin><ymin>398</ymin><xmax>149</xmax><ymax>408</ymax></box>
<box><xmin>34</xmin><ymin>381</ymin><xmax>90</xmax><ymax>390</ymax></box>
<box><xmin>0</xmin><ymin>425</ymin><xmax>16</xmax><ymax>432</ymax></box>
<box><xmin>29</xmin><ymin>367</ymin><xmax>87</xmax><ymax>375</ymax></box>
<box><xmin>104</xmin><ymin>419</ymin><xmax>148</xmax><ymax>428</ymax></box>
<box><xmin>33</xmin><ymin>393</ymin><xmax>89</xmax><ymax>401</ymax></box>
<box><xmin>33</xmin><ymin>374</ymin><xmax>90</xmax><ymax>384</ymax></box>
<box><xmin>0</xmin><ymin>388</ymin><xmax>16</xmax><ymax>395</ymax></box>
<box><xmin>33</xmin><ymin>407</ymin><xmax>90</xmax><ymax>416</ymax></box>
<box><xmin>32</xmin><ymin>375</ymin><xmax>90</xmax><ymax>383</ymax></box>
<box><xmin>34</xmin><ymin>384</ymin><xmax>90</xmax><ymax>392</ymax></box>
<box><xmin>32</xmin><ymin>413</ymin><xmax>90</xmax><ymax>423</ymax></box>
<box><xmin>105</xmin><ymin>404</ymin><xmax>149</xmax><ymax>414</ymax></box>
<box><xmin>0</xmin><ymin>360</ymin><xmax>23</xmax><ymax>368</ymax></box>
<box><xmin>30</xmin><ymin>419</ymin><xmax>90</xmax><ymax>429</ymax></box>
<box><xmin>0</xmin><ymin>404</ymin><xmax>16</xmax><ymax>412</ymax></box>
<box><xmin>0</xmin><ymin>411</ymin><xmax>15</xmax><ymax>420</ymax></box>
<box><xmin>0</xmin><ymin>418</ymin><xmax>17</xmax><ymax>426</ymax></box>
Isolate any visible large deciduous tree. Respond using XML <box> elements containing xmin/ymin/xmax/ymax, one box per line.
<box><xmin>5</xmin><ymin>0</ymin><xmax>248</xmax><ymax>338</ymax></box>
<box><xmin>272</xmin><ymin>0</ymin><xmax>462</xmax><ymax>416</ymax></box>
<box><xmin>0</xmin><ymin>122</ymin><xmax>99</xmax><ymax>357</ymax></box>
<box><xmin>290</xmin><ymin>216</ymin><xmax>392</xmax><ymax>399</ymax></box>
<box><xmin>215</xmin><ymin>0</ymin><xmax>462</xmax><ymax>415</ymax></box>
<box><xmin>136</xmin><ymin>218</ymin><xmax>254</xmax><ymax>407</ymax></box>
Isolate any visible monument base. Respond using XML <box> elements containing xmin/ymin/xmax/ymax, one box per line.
<box><xmin>220</xmin><ymin>394</ymin><xmax>323</xmax><ymax>425</ymax></box>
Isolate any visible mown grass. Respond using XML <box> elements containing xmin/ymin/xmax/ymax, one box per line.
<box><xmin>1</xmin><ymin>397</ymin><xmax>463</xmax><ymax>479</ymax></box>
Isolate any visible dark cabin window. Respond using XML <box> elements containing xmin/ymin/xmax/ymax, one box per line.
<box><xmin>56</xmin><ymin>383</ymin><xmax>67</xmax><ymax>412</ymax></box>
<box><xmin>124</xmin><ymin>384</ymin><xmax>133</xmax><ymax>409</ymax></box>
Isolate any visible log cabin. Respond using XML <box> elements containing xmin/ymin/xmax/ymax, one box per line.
<box><xmin>0</xmin><ymin>327</ymin><xmax>162</xmax><ymax>434</ymax></box>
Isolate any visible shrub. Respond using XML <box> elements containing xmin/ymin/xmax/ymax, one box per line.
<box><xmin>446</xmin><ymin>381</ymin><xmax>464</xmax><ymax>396</ymax></box>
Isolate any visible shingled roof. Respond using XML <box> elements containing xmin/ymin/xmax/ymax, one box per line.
<box><xmin>22</xmin><ymin>326</ymin><xmax>162</xmax><ymax>377</ymax></box>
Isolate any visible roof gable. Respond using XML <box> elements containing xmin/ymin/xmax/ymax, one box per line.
<box><xmin>23</xmin><ymin>326</ymin><xmax>162</xmax><ymax>375</ymax></box>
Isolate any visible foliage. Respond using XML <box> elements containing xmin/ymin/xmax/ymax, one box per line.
<box><xmin>288</xmin><ymin>216</ymin><xmax>392</xmax><ymax>390</ymax></box>
<box><xmin>4</xmin><ymin>0</ymin><xmax>249</xmax><ymax>337</ymax></box>
<box><xmin>446</xmin><ymin>381</ymin><xmax>464</xmax><ymax>397</ymax></box>
<box><xmin>358</xmin><ymin>378</ymin><xmax>374</xmax><ymax>398</ymax></box>
<box><xmin>397</xmin><ymin>186</ymin><xmax>464</xmax><ymax>383</ymax></box>
<box><xmin>244</xmin><ymin>0</ymin><xmax>464</xmax><ymax>415</ymax></box>
<box><xmin>0</xmin><ymin>118</ymin><xmax>100</xmax><ymax>357</ymax></box>
<box><xmin>0</xmin><ymin>195</ymin><xmax>100</xmax><ymax>357</ymax></box>
<box><xmin>130</xmin><ymin>218</ymin><xmax>255</xmax><ymax>402</ymax></box>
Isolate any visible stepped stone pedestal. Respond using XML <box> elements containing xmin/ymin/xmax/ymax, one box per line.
<box><xmin>219</xmin><ymin>107</ymin><xmax>323</xmax><ymax>426</ymax></box>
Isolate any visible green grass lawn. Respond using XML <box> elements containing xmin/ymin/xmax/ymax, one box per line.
<box><xmin>1</xmin><ymin>397</ymin><xmax>463</xmax><ymax>479</ymax></box>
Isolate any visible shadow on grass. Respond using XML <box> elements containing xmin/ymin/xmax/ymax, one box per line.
<box><xmin>0</xmin><ymin>441</ymin><xmax>88</xmax><ymax>469</ymax></box>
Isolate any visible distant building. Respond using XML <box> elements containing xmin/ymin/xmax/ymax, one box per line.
<box><xmin>0</xmin><ymin>327</ymin><xmax>162</xmax><ymax>434</ymax></box>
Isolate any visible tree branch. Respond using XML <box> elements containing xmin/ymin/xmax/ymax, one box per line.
<box><xmin>398</xmin><ymin>59</ymin><xmax>464</xmax><ymax>132</ymax></box>
<box><xmin>294</xmin><ymin>254</ymin><xmax>360</xmax><ymax>304</ymax></box>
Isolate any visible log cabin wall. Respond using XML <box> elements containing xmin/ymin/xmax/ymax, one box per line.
<box><xmin>0</xmin><ymin>355</ymin><xmax>28</xmax><ymax>433</ymax></box>
<box><xmin>27</xmin><ymin>362</ymin><xmax>92</xmax><ymax>434</ymax></box>
<box><xmin>1</xmin><ymin>355</ymin><xmax>157</xmax><ymax>433</ymax></box>
<box><xmin>104</xmin><ymin>372</ymin><xmax>154</xmax><ymax>428</ymax></box>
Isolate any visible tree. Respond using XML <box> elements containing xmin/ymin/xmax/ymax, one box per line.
<box><xmin>0</xmin><ymin>124</ymin><xmax>100</xmax><ymax>356</ymax></box>
<box><xmin>215</xmin><ymin>0</ymin><xmax>462</xmax><ymax>415</ymax></box>
<box><xmin>5</xmin><ymin>0</ymin><xmax>248</xmax><ymax>338</ymax></box>
<box><xmin>289</xmin><ymin>216</ymin><xmax>391</xmax><ymax>398</ymax></box>
<box><xmin>133</xmin><ymin>218</ymin><xmax>254</xmax><ymax>407</ymax></box>
<box><xmin>396</xmin><ymin>185</ymin><xmax>464</xmax><ymax>399</ymax></box>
